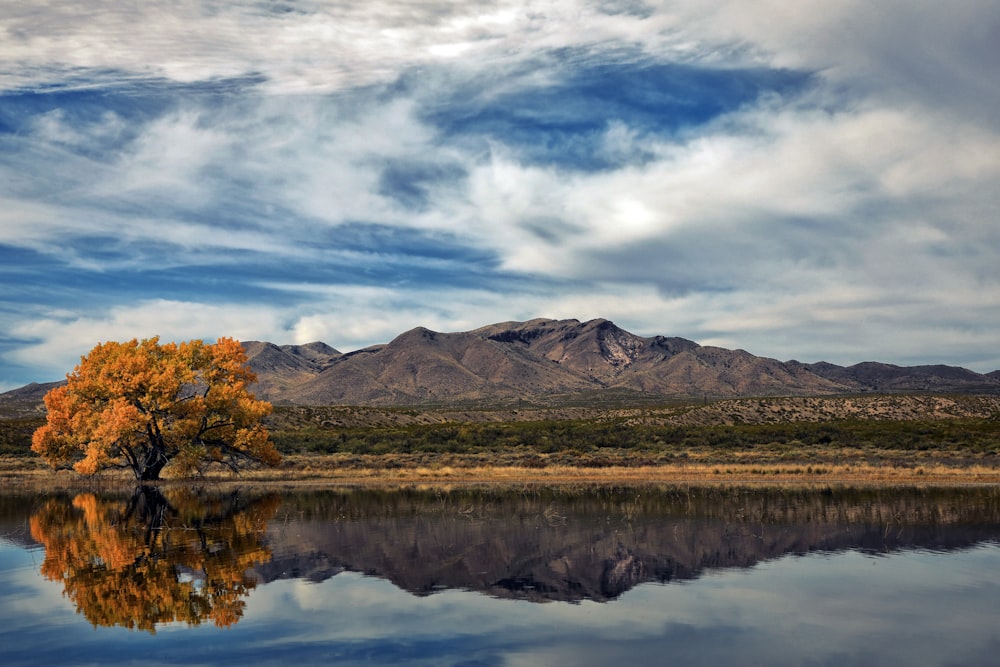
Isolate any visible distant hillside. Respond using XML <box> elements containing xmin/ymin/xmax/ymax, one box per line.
<box><xmin>0</xmin><ymin>381</ymin><xmax>64</xmax><ymax>417</ymax></box>
<box><xmin>238</xmin><ymin>318</ymin><xmax>1000</xmax><ymax>406</ymax></box>
<box><xmin>3</xmin><ymin>318</ymin><xmax>998</xmax><ymax>410</ymax></box>
<box><xmin>240</xmin><ymin>341</ymin><xmax>341</xmax><ymax>400</ymax></box>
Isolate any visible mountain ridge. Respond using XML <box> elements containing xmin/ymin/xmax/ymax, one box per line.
<box><xmin>241</xmin><ymin>318</ymin><xmax>1000</xmax><ymax>405</ymax></box>
<box><xmin>3</xmin><ymin>318</ymin><xmax>998</xmax><ymax>408</ymax></box>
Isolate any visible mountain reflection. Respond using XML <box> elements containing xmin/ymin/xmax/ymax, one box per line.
<box><xmin>29</xmin><ymin>487</ymin><xmax>280</xmax><ymax>633</ymax></box>
<box><xmin>259</xmin><ymin>486</ymin><xmax>1000</xmax><ymax>603</ymax></box>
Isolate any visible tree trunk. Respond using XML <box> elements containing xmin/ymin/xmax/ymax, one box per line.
<box><xmin>139</xmin><ymin>459</ymin><xmax>167</xmax><ymax>481</ymax></box>
<box><xmin>138</xmin><ymin>419</ymin><xmax>168</xmax><ymax>481</ymax></box>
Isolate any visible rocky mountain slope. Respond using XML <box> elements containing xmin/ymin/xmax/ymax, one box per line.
<box><xmin>3</xmin><ymin>318</ymin><xmax>997</xmax><ymax>410</ymax></box>
<box><xmin>239</xmin><ymin>318</ymin><xmax>1000</xmax><ymax>406</ymax></box>
<box><xmin>240</xmin><ymin>341</ymin><xmax>341</xmax><ymax>399</ymax></box>
<box><xmin>0</xmin><ymin>381</ymin><xmax>64</xmax><ymax>417</ymax></box>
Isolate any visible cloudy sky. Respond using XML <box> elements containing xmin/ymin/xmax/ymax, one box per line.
<box><xmin>2</xmin><ymin>1</ymin><xmax>998</xmax><ymax>390</ymax></box>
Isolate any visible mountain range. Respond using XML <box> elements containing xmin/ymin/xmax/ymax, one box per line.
<box><xmin>239</xmin><ymin>318</ymin><xmax>1000</xmax><ymax>405</ymax></box>
<box><xmin>3</xmin><ymin>318</ymin><xmax>997</xmax><ymax>410</ymax></box>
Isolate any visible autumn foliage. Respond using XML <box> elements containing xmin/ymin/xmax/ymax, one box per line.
<box><xmin>31</xmin><ymin>337</ymin><xmax>281</xmax><ymax>481</ymax></box>
<box><xmin>29</xmin><ymin>488</ymin><xmax>280</xmax><ymax>632</ymax></box>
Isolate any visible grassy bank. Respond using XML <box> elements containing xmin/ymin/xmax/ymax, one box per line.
<box><xmin>3</xmin><ymin>454</ymin><xmax>998</xmax><ymax>490</ymax></box>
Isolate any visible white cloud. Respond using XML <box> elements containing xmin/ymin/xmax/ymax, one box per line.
<box><xmin>0</xmin><ymin>1</ymin><xmax>682</xmax><ymax>94</ymax></box>
<box><xmin>105</xmin><ymin>111</ymin><xmax>229</xmax><ymax>205</ymax></box>
<box><xmin>4</xmin><ymin>1</ymin><xmax>996</xmax><ymax>127</ymax></box>
<box><xmin>663</xmin><ymin>0</ymin><xmax>1000</xmax><ymax>128</ymax></box>
<box><xmin>440</xmin><ymin>95</ymin><xmax>998</xmax><ymax>311</ymax></box>
<box><xmin>7</xmin><ymin>300</ymin><xmax>289</xmax><ymax>378</ymax></box>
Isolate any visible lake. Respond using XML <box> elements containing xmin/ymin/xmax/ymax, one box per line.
<box><xmin>1</xmin><ymin>485</ymin><xmax>999</xmax><ymax>666</ymax></box>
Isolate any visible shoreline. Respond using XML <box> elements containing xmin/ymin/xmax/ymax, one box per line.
<box><xmin>3</xmin><ymin>455</ymin><xmax>998</xmax><ymax>490</ymax></box>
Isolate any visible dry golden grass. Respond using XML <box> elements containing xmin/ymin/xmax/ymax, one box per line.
<box><xmin>231</xmin><ymin>461</ymin><xmax>1000</xmax><ymax>488</ymax></box>
<box><xmin>4</xmin><ymin>452</ymin><xmax>998</xmax><ymax>490</ymax></box>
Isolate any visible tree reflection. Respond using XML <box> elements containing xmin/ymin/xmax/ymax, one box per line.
<box><xmin>29</xmin><ymin>487</ymin><xmax>280</xmax><ymax>633</ymax></box>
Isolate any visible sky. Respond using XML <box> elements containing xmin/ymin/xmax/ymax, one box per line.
<box><xmin>1</xmin><ymin>1</ymin><xmax>999</xmax><ymax>390</ymax></box>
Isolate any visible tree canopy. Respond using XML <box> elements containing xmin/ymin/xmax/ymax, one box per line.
<box><xmin>31</xmin><ymin>337</ymin><xmax>281</xmax><ymax>481</ymax></box>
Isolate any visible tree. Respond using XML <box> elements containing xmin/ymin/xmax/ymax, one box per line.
<box><xmin>32</xmin><ymin>337</ymin><xmax>281</xmax><ymax>481</ymax></box>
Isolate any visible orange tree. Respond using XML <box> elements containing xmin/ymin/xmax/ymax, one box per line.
<box><xmin>32</xmin><ymin>337</ymin><xmax>281</xmax><ymax>481</ymax></box>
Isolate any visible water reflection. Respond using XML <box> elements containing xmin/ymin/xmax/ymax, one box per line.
<box><xmin>4</xmin><ymin>485</ymin><xmax>999</xmax><ymax>665</ymax></box>
<box><xmin>258</xmin><ymin>486</ymin><xmax>1000</xmax><ymax>602</ymax></box>
<box><xmin>28</xmin><ymin>487</ymin><xmax>280</xmax><ymax>632</ymax></box>
<box><xmin>14</xmin><ymin>486</ymin><xmax>1000</xmax><ymax>625</ymax></box>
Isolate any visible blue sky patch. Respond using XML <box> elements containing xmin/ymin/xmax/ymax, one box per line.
<box><xmin>422</xmin><ymin>60</ymin><xmax>814</xmax><ymax>170</ymax></box>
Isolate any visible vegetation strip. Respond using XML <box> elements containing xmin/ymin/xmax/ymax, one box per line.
<box><xmin>3</xmin><ymin>393</ymin><xmax>999</xmax><ymax>488</ymax></box>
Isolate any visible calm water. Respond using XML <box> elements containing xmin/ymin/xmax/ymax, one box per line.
<box><xmin>1</xmin><ymin>485</ymin><xmax>999</xmax><ymax>666</ymax></box>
